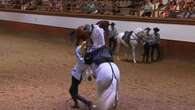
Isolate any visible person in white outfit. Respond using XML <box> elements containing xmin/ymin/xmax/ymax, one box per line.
<box><xmin>69</xmin><ymin>41</ymin><xmax>93</xmax><ymax>109</ymax></box>
<box><xmin>83</xmin><ymin>24</ymin><xmax>105</xmax><ymax>51</ymax></box>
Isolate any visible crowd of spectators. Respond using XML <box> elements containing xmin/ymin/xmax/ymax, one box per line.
<box><xmin>0</xmin><ymin>0</ymin><xmax>143</xmax><ymax>15</ymax></box>
<box><xmin>159</xmin><ymin>0</ymin><xmax>195</xmax><ymax>18</ymax></box>
<box><xmin>0</xmin><ymin>0</ymin><xmax>194</xmax><ymax>19</ymax></box>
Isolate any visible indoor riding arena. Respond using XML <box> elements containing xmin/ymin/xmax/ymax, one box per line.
<box><xmin>0</xmin><ymin>1</ymin><xmax>195</xmax><ymax>110</ymax></box>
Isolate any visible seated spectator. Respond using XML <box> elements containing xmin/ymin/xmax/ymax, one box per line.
<box><xmin>112</xmin><ymin>0</ymin><xmax>120</xmax><ymax>15</ymax></box>
<box><xmin>93</xmin><ymin>0</ymin><xmax>101</xmax><ymax>14</ymax></box>
<box><xmin>98</xmin><ymin>0</ymin><xmax>106</xmax><ymax>14</ymax></box>
<box><xmin>48</xmin><ymin>0</ymin><xmax>55</xmax><ymax>11</ymax></box>
<box><xmin>21</xmin><ymin>2</ymin><xmax>30</xmax><ymax>10</ymax></box>
<box><xmin>71</xmin><ymin>0</ymin><xmax>77</xmax><ymax>12</ymax></box>
<box><xmin>22</xmin><ymin>0</ymin><xmax>37</xmax><ymax>10</ymax></box>
<box><xmin>127</xmin><ymin>0</ymin><xmax>133</xmax><ymax>8</ymax></box>
<box><xmin>104</xmin><ymin>0</ymin><xmax>113</xmax><ymax>15</ymax></box>
<box><xmin>75</xmin><ymin>0</ymin><xmax>82</xmax><ymax>13</ymax></box>
<box><xmin>65</xmin><ymin>0</ymin><xmax>71</xmax><ymax>12</ymax></box>
<box><xmin>120</xmin><ymin>0</ymin><xmax>126</xmax><ymax>8</ymax></box>
<box><xmin>88</xmin><ymin>0</ymin><xmax>96</xmax><ymax>14</ymax></box>
<box><xmin>183</xmin><ymin>1</ymin><xmax>193</xmax><ymax>18</ymax></box>
<box><xmin>81</xmin><ymin>0</ymin><xmax>91</xmax><ymax>14</ymax></box>
<box><xmin>141</xmin><ymin>0</ymin><xmax>153</xmax><ymax>17</ymax></box>
<box><xmin>159</xmin><ymin>10</ymin><xmax>168</xmax><ymax>18</ymax></box>
<box><xmin>167</xmin><ymin>0</ymin><xmax>177</xmax><ymax>18</ymax></box>
<box><xmin>189</xmin><ymin>1</ymin><xmax>195</xmax><ymax>19</ymax></box>
<box><xmin>158</xmin><ymin>0</ymin><xmax>164</xmax><ymax>8</ymax></box>
<box><xmin>179</xmin><ymin>0</ymin><xmax>185</xmax><ymax>11</ymax></box>
<box><xmin>8</xmin><ymin>0</ymin><xmax>21</xmax><ymax>9</ymax></box>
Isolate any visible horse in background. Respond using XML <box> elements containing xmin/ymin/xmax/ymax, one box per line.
<box><xmin>115</xmin><ymin>28</ymin><xmax>146</xmax><ymax>63</ymax></box>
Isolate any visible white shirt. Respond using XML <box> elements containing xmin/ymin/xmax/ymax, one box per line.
<box><xmin>90</xmin><ymin>25</ymin><xmax>105</xmax><ymax>50</ymax></box>
<box><xmin>71</xmin><ymin>45</ymin><xmax>89</xmax><ymax>81</ymax></box>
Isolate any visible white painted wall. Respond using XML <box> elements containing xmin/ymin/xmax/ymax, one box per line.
<box><xmin>0</xmin><ymin>11</ymin><xmax>195</xmax><ymax>43</ymax></box>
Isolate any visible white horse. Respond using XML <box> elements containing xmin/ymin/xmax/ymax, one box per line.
<box><xmin>83</xmin><ymin>24</ymin><xmax>120</xmax><ymax>110</ymax></box>
<box><xmin>115</xmin><ymin>28</ymin><xmax>146</xmax><ymax>63</ymax></box>
<box><xmin>84</xmin><ymin>48</ymin><xmax>120</xmax><ymax>110</ymax></box>
<box><xmin>90</xmin><ymin>61</ymin><xmax>120</xmax><ymax>110</ymax></box>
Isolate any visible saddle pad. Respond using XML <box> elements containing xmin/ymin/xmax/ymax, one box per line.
<box><xmin>85</xmin><ymin>46</ymin><xmax>113</xmax><ymax>65</ymax></box>
<box><xmin>122</xmin><ymin>31</ymin><xmax>133</xmax><ymax>45</ymax></box>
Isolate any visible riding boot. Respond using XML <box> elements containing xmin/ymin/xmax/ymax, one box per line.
<box><xmin>77</xmin><ymin>95</ymin><xmax>93</xmax><ymax>110</ymax></box>
<box><xmin>69</xmin><ymin>76</ymin><xmax>80</xmax><ymax>108</ymax></box>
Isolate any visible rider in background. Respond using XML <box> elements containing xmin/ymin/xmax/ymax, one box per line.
<box><xmin>69</xmin><ymin>41</ymin><xmax>93</xmax><ymax>109</ymax></box>
<box><xmin>151</xmin><ymin>27</ymin><xmax>161</xmax><ymax>62</ymax></box>
<box><xmin>109</xmin><ymin>22</ymin><xmax>118</xmax><ymax>55</ymax></box>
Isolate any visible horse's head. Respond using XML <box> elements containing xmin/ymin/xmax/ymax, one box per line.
<box><xmin>76</xmin><ymin>24</ymin><xmax>96</xmax><ymax>46</ymax></box>
<box><xmin>134</xmin><ymin>28</ymin><xmax>147</xmax><ymax>43</ymax></box>
<box><xmin>75</xmin><ymin>25</ymin><xmax>92</xmax><ymax>46</ymax></box>
<box><xmin>134</xmin><ymin>28</ymin><xmax>146</xmax><ymax>37</ymax></box>
<box><xmin>96</xmin><ymin>20</ymin><xmax>110</xmax><ymax>32</ymax></box>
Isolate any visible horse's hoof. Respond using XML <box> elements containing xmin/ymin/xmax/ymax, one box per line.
<box><xmin>133</xmin><ymin>60</ymin><xmax>137</xmax><ymax>63</ymax></box>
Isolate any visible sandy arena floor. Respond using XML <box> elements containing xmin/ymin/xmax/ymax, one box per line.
<box><xmin>0</xmin><ymin>28</ymin><xmax>195</xmax><ymax>110</ymax></box>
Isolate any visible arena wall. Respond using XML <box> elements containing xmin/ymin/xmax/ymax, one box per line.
<box><xmin>0</xmin><ymin>11</ymin><xmax>195</xmax><ymax>58</ymax></box>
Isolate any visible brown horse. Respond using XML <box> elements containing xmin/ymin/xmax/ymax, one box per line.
<box><xmin>74</xmin><ymin>25</ymin><xmax>90</xmax><ymax>46</ymax></box>
<box><xmin>72</xmin><ymin>20</ymin><xmax>110</xmax><ymax>47</ymax></box>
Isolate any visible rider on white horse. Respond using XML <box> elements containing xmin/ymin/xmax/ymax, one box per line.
<box><xmin>84</xmin><ymin>24</ymin><xmax>105</xmax><ymax>51</ymax></box>
<box><xmin>84</xmin><ymin>23</ymin><xmax>120</xmax><ymax>110</ymax></box>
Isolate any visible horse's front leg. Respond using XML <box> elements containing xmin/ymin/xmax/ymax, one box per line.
<box><xmin>131</xmin><ymin>45</ymin><xmax>137</xmax><ymax>64</ymax></box>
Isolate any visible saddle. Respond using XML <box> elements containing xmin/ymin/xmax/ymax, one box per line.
<box><xmin>84</xmin><ymin>46</ymin><xmax>113</xmax><ymax>65</ymax></box>
<box><xmin>122</xmin><ymin>31</ymin><xmax>133</xmax><ymax>45</ymax></box>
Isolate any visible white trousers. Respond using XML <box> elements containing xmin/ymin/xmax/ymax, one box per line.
<box><xmin>95</xmin><ymin>62</ymin><xmax>120</xmax><ymax>110</ymax></box>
